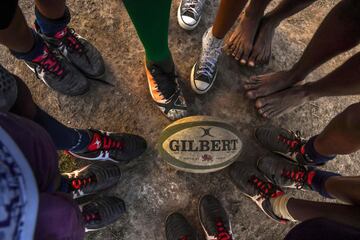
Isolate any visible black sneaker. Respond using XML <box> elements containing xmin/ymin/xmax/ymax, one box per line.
<box><xmin>69</xmin><ymin>129</ymin><xmax>147</xmax><ymax>163</ymax></box>
<box><xmin>81</xmin><ymin>196</ymin><xmax>126</xmax><ymax>232</ymax></box>
<box><xmin>62</xmin><ymin>162</ymin><xmax>121</xmax><ymax>199</ymax></box>
<box><xmin>191</xmin><ymin>28</ymin><xmax>222</xmax><ymax>94</ymax></box>
<box><xmin>0</xmin><ymin>65</ymin><xmax>17</xmax><ymax>111</ymax></box>
<box><xmin>35</xmin><ymin>22</ymin><xmax>105</xmax><ymax>80</ymax></box>
<box><xmin>255</xmin><ymin>126</ymin><xmax>319</xmax><ymax>166</ymax></box>
<box><xmin>229</xmin><ymin>162</ymin><xmax>288</xmax><ymax>223</ymax></box>
<box><xmin>177</xmin><ymin>0</ymin><xmax>206</xmax><ymax>30</ymax></box>
<box><xmin>145</xmin><ymin>62</ymin><xmax>188</xmax><ymax>120</ymax></box>
<box><xmin>166</xmin><ymin>213</ymin><xmax>200</xmax><ymax>240</ymax></box>
<box><xmin>25</xmin><ymin>44</ymin><xmax>89</xmax><ymax>96</ymax></box>
<box><xmin>257</xmin><ymin>156</ymin><xmax>317</xmax><ymax>191</ymax></box>
<box><xmin>199</xmin><ymin>195</ymin><xmax>233</xmax><ymax>240</ymax></box>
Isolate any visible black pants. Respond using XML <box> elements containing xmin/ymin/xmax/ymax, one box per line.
<box><xmin>0</xmin><ymin>0</ymin><xmax>19</xmax><ymax>29</ymax></box>
<box><xmin>285</xmin><ymin>218</ymin><xmax>360</xmax><ymax>240</ymax></box>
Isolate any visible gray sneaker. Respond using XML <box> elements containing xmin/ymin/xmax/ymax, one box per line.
<box><xmin>35</xmin><ymin>23</ymin><xmax>105</xmax><ymax>80</ymax></box>
<box><xmin>0</xmin><ymin>65</ymin><xmax>17</xmax><ymax>111</ymax></box>
<box><xmin>229</xmin><ymin>161</ymin><xmax>288</xmax><ymax>223</ymax></box>
<box><xmin>177</xmin><ymin>0</ymin><xmax>206</xmax><ymax>30</ymax></box>
<box><xmin>62</xmin><ymin>162</ymin><xmax>122</xmax><ymax>199</ymax></box>
<box><xmin>81</xmin><ymin>196</ymin><xmax>126</xmax><ymax>232</ymax></box>
<box><xmin>25</xmin><ymin>44</ymin><xmax>90</xmax><ymax>96</ymax></box>
<box><xmin>191</xmin><ymin>28</ymin><xmax>222</xmax><ymax>94</ymax></box>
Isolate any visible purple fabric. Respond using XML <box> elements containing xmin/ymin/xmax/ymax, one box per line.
<box><xmin>0</xmin><ymin>113</ymin><xmax>85</xmax><ymax>240</ymax></box>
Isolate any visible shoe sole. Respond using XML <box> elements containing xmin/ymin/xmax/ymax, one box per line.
<box><xmin>190</xmin><ymin>62</ymin><xmax>218</xmax><ymax>95</ymax></box>
<box><xmin>177</xmin><ymin>5</ymin><xmax>201</xmax><ymax>31</ymax></box>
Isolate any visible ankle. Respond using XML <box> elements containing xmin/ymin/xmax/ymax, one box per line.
<box><xmin>146</xmin><ymin>56</ymin><xmax>174</xmax><ymax>74</ymax></box>
<box><xmin>311</xmin><ymin>170</ymin><xmax>341</xmax><ymax>198</ymax></box>
<box><xmin>35</xmin><ymin>6</ymin><xmax>70</xmax><ymax>36</ymax></box>
<box><xmin>304</xmin><ymin>136</ymin><xmax>336</xmax><ymax>164</ymax></box>
<box><xmin>11</xmin><ymin>30</ymin><xmax>45</xmax><ymax>61</ymax></box>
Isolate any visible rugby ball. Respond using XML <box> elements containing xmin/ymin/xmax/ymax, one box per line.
<box><xmin>158</xmin><ymin>116</ymin><xmax>243</xmax><ymax>173</ymax></box>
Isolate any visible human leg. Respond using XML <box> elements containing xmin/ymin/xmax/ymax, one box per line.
<box><xmin>245</xmin><ymin>0</ymin><xmax>360</xmax><ymax>99</ymax></box>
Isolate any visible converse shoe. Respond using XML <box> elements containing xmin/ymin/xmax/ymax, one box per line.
<box><xmin>254</xmin><ymin>126</ymin><xmax>318</xmax><ymax>166</ymax></box>
<box><xmin>166</xmin><ymin>213</ymin><xmax>201</xmax><ymax>240</ymax></box>
<box><xmin>69</xmin><ymin>129</ymin><xmax>147</xmax><ymax>163</ymax></box>
<box><xmin>81</xmin><ymin>196</ymin><xmax>126</xmax><ymax>232</ymax></box>
<box><xmin>257</xmin><ymin>155</ymin><xmax>317</xmax><ymax>191</ymax></box>
<box><xmin>62</xmin><ymin>162</ymin><xmax>122</xmax><ymax>199</ymax></box>
<box><xmin>199</xmin><ymin>195</ymin><xmax>233</xmax><ymax>240</ymax></box>
<box><xmin>25</xmin><ymin>44</ymin><xmax>89</xmax><ymax>96</ymax></box>
<box><xmin>229</xmin><ymin>162</ymin><xmax>288</xmax><ymax>223</ymax></box>
<box><xmin>0</xmin><ymin>65</ymin><xmax>17</xmax><ymax>111</ymax></box>
<box><xmin>177</xmin><ymin>0</ymin><xmax>206</xmax><ymax>30</ymax></box>
<box><xmin>35</xmin><ymin>23</ymin><xmax>105</xmax><ymax>80</ymax></box>
<box><xmin>191</xmin><ymin>28</ymin><xmax>222</xmax><ymax>94</ymax></box>
<box><xmin>145</xmin><ymin>61</ymin><xmax>188</xmax><ymax>120</ymax></box>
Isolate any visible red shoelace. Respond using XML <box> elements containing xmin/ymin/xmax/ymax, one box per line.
<box><xmin>88</xmin><ymin>133</ymin><xmax>124</xmax><ymax>152</ymax></box>
<box><xmin>215</xmin><ymin>220</ymin><xmax>233</xmax><ymax>240</ymax></box>
<box><xmin>71</xmin><ymin>176</ymin><xmax>95</xmax><ymax>190</ymax></box>
<box><xmin>32</xmin><ymin>46</ymin><xmax>64</xmax><ymax>77</ymax></box>
<box><xmin>250</xmin><ymin>176</ymin><xmax>284</xmax><ymax>199</ymax></box>
<box><xmin>55</xmin><ymin>27</ymin><xmax>84</xmax><ymax>54</ymax></box>
<box><xmin>277</xmin><ymin>131</ymin><xmax>306</xmax><ymax>156</ymax></box>
<box><xmin>83</xmin><ymin>212</ymin><xmax>101</xmax><ymax>223</ymax></box>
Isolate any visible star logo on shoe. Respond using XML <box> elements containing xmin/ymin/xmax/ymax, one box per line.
<box><xmin>88</xmin><ymin>133</ymin><xmax>102</xmax><ymax>151</ymax></box>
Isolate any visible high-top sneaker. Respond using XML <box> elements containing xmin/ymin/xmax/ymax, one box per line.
<box><xmin>35</xmin><ymin>22</ymin><xmax>105</xmax><ymax>80</ymax></box>
<box><xmin>69</xmin><ymin>129</ymin><xmax>147</xmax><ymax>163</ymax></box>
<box><xmin>0</xmin><ymin>65</ymin><xmax>17</xmax><ymax>111</ymax></box>
<box><xmin>166</xmin><ymin>213</ymin><xmax>201</xmax><ymax>240</ymax></box>
<box><xmin>62</xmin><ymin>162</ymin><xmax>122</xmax><ymax>199</ymax></box>
<box><xmin>229</xmin><ymin>162</ymin><xmax>288</xmax><ymax>223</ymax></box>
<box><xmin>177</xmin><ymin>0</ymin><xmax>206</xmax><ymax>30</ymax></box>
<box><xmin>25</xmin><ymin>44</ymin><xmax>89</xmax><ymax>96</ymax></box>
<box><xmin>145</xmin><ymin>61</ymin><xmax>188</xmax><ymax>120</ymax></box>
<box><xmin>81</xmin><ymin>196</ymin><xmax>126</xmax><ymax>232</ymax></box>
<box><xmin>199</xmin><ymin>195</ymin><xmax>233</xmax><ymax>240</ymax></box>
<box><xmin>254</xmin><ymin>126</ymin><xmax>319</xmax><ymax>166</ymax></box>
<box><xmin>257</xmin><ymin>155</ymin><xmax>316</xmax><ymax>190</ymax></box>
<box><xmin>191</xmin><ymin>28</ymin><xmax>222</xmax><ymax>94</ymax></box>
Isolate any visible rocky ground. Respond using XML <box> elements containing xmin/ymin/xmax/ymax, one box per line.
<box><xmin>2</xmin><ymin>0</ymin><xmax>360</xmax><ymax>239</ymax></box>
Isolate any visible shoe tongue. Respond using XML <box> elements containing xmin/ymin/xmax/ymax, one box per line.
<box><xmin>32</xmin><ymin>46</ymin><xmax>49</xmax><ymax>63</ymax></box>
<box><xmin>88</xmin><ymin>133</ymin><xmax>102</xmax><ymax>151</ymax></box>
<box><xmin>54</xmin><ymin>27</ymin><xmax>68</xmax><ymax>40</ymax></box>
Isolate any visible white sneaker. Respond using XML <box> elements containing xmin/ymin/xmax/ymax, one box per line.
<box><xmin>177</xmin><ymin>0</ymin><xmax>206</xmax><ymax>30</ymax></box>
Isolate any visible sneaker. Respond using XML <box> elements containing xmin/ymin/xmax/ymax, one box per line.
<box><xmin>0</xmin><ymin>65</ymin><xmax>17</xmax><ymax>111</ymax></box>
<box><xmin>25</xmin><ymin>44</ymin><xmax>89</xmax><ymax>96</ymax></box>
<box><xmin>229</xmin><ymin>162</ymin><xmax>288</xmax><ymax>223</ymax></box>
<box><xmin>62</xmin><ymin>162</ymin><xmax>122</xmax><ymax>199</ymax></box>
<box><xmin>191</xmin><ymin>28</ymin><xmax>222</xmax><ymax>94</ymax></box>
<box><xmin>145</xmin><ymin>62</ymin><xmax>188</xmax><ymax>120</ymax></box>
<box><xmin>69</xmin><ymin>129</ymin><xmax>147</xmax><ymax>163</ymax></box>
<box><xmin>166</xmin><ymin>213</ymin><xmax>200</xmax><ymax>240</ymax></box>
<box><xmin>81</xmin><ymin>196</ymin><xmax>126</xmax><ymax>232</ymax></box>
<box><xmin>177</xmin><ymin>0</ymin><xmax>206</xmax><ymax>30</ymax></box>
<box><xmin>257</xmin><ymin>156</ymin><xmax>316</xmax><ymax>190</ymax></box>
<box><xmin>35</xmin><ymin>23</ymin><xmax>105</xmax><ymax>80</ymax></box>
<box><xmin>255</xmin><ymin>126</ymin><xmax>317</xmax><ymax>166</ymax></box>
<box><xmin>199</xmin><ymin>195</ymin><xmax>233</xmax><ymax>240</ymax></box>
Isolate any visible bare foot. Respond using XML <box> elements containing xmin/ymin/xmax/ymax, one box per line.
<box><xmin>244</xmin><ymin>70</ymin><xmax>303</xmax><ymax>99</ymax></box>
<box><xmin>247</xmin><ymin>16</ymin><xmax>277</xmax><ymax>67</ymax></box>
<box><xmin>255</xmin><ymin>85</ymin><xmax>309</xmax><ymax>119</ymax></box>
<box><xmin>224</xmin><ymin>13</ymin><xmax>262</xmax><ymax>65</ymax></box>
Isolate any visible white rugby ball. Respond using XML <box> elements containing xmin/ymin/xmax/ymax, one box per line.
<box><xmin>158</xmin><ymin>116</ymin><xmax>243</xmax><ymax>173</ymax></box>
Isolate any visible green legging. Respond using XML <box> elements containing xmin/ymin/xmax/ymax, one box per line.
<box><xmin>123</xmin><ymin>0</ymin><xmax>172</xmax><ymax>63</ymax></box>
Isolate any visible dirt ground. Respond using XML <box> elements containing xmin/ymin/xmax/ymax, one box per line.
<box><xmin>2</xmin><ymin>0</ymin><xmax>360</xmax><ymax>239</ymax></box>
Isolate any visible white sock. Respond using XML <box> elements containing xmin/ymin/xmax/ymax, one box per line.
<box><xmin>270</xmin><ymin>194</ymin><xmax>297</xmax><ymax>222</ymax></box>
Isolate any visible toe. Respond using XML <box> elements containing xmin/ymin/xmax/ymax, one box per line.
<box><xmin>255</xmin><ymin>97</ymin><xmax>270</xmax><ymax>108</ymax></box>
<box><xmin>246</xmin><ymin>90</ymin><xmax>259</xmax><ymax>99</ymax></box>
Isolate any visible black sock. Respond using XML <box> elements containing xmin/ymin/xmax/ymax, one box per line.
<box><xmin>33</xmin><ymin>107</ymin><xmax>90</xmax><ymax>151</ymax></box>
<box><xmin>146</xmin><ymin>55</ymin><xmax>174</xmax><ymax>74</ymax></box>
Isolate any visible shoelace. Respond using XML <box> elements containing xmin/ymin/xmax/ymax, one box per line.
<box><xmin>32</xmin><ymin>46</ymin><xmax>65</xmax><ymax>77</ymax></box>
<box><xmin>183</xmin><ymin>0</ymin><xmax>205</xmax><ymax>17</ymax></box>
<box><xmin>150</xmin><ymin>66</ymin><xmax>177</xmax><ymax>100</ymax></box>
<box><xmin>215</xmin><ymin>220</ymin><xmax>233</xmax><ymax>240</ymax></box>
<box><xmin>277</xmin><ymin>131</ymin><xmax>306</xmax><ymax>156</ymax></box>
<box><xmin>198</xmin><ymin>40</ymin><xmax>222</xmax><ymax>79</ymax></box>
<box><xmin>56</xmin><ymin>27</ymin><xmax>85</xmax><ymax>54</ymax></box>
<box><xmin>101</xmin><ymin>135</ymin><xmax>124</xmax><ymax>151</ymax></box>
<box><xmin>71</xmin><ymin>175</ymin><xmax>96</xmax><ymax>190</ymax></box>
<box><xmin>249</xmin><ymin>176</ymin><xmax>283</xmax><ymax>199</ymax></box>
